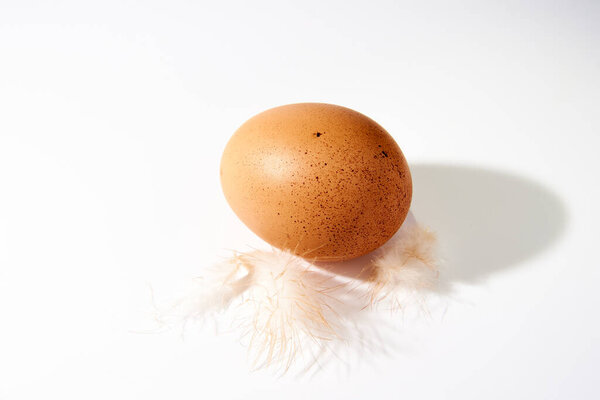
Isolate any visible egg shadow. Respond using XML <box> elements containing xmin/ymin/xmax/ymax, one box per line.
<box><xmin>410</xmin><ymin>163</ymin><xmax>568</xmax><ymax>282</ymax></box>
<box><xmin>321</xmin><ymin>163</ymin><xmax>568</xmax><ymax>283</ymax></box>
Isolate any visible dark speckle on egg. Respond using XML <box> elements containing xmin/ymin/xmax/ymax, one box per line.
<box><xmin>220</xmin><ymin>103</ymin><xmax>412</xmax><ymax>262</ymax></box>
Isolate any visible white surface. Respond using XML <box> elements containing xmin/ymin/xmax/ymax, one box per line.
<box><xmin>1</xmin><ymin>0</ymin><xmax>599</xmax><ymax>399</ymax></box>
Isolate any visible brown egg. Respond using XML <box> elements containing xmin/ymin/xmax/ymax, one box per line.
<box><xmin>220</xmin><ymin>103</ymin><xmax>412</xmax><ymax>262</ymax></box>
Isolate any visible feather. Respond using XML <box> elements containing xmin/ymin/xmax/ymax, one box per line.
<box><xmin>367</xmin><ymin>223</ymin><xmax>440</xmax><ymax>310</ymax></box>
<box><xmin>161</xmin><ymin>218</ymin><xmax>440</xmax><ymax>373</ymax></box>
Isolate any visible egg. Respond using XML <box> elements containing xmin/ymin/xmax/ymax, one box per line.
<box><xmin>220</xmin><ymin>103</ymin><xmax>412</xmax><ymax>262</ymax></box>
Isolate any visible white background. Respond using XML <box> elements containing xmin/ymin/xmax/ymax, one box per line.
<box><xmin>1</xmin><ymin>0</ymin><xmax>599</xmax><ymax>399</ymax></box>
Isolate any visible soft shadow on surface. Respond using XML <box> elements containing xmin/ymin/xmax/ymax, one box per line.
<box><xmin>410</xmin><ymin>163</ymin><xmax>567</xmax><ymax>282</ymax></box>
<box><xmin>321</xmin><ymin>163</ymin><xmax>568</xmax><ymax>283</ymax></box>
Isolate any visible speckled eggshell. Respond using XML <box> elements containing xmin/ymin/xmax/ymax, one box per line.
<box><xmin>220</xmin><ymin>103</ymin><xmax>412</xmax><ymax>262</ymax></box>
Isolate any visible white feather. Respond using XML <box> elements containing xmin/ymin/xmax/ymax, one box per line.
<box><xmin>368</xmin><ymin>223</ymin><xmax>440</xmax><ymax>310</ymax></box>
<box><xmin>160</xmin><ymin>218</ymin><xmax>440</xmax><ymax>373</ymax></box>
